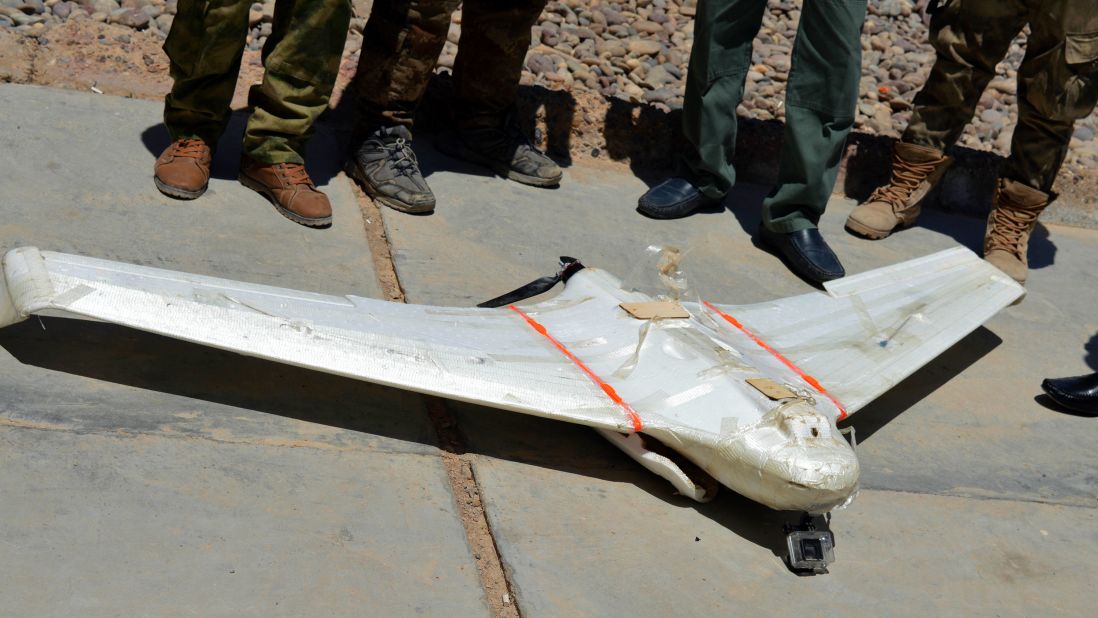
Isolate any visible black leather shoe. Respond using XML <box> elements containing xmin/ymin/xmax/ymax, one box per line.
<box><xmin>637</xmin><ymin>177</ymin><xmax>720</xmax><ymax>219</ymax></box>
<box><xmin>1041</xmin><ymin>373</ymin><xmax>1098</xmax><ymax>416</ymax></box>
<box><xmin>759</xmin><ymin>226</ymin><xmax>846</xmax><ymax>284</ymax></box>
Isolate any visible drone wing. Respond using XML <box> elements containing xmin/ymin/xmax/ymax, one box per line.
<box><xmin>0</xmin><ymin>247</ymin><xmax>638</xmax><ymax>432</ymax></box>
<box><xmin>703</xmin><ymin>247</ymin><xmax>1024</xmax><ymax>416</ymax></box>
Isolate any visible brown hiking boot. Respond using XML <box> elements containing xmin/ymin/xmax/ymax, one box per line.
<box><xmin>845</xmin><ymin>142</ymin><xmax>953</xmax><ymax>239</ymax></box>
<box><xmin>153</xmin><ymin>138</ymin><xmax>212</xmax><ymax>200</ymax></box>
<box><xmin>983</xmin><ymin>178</ymin><xmax>1049</xmax><ymax>284</ymax></box>
<box><xmin>238</xmin><ymin>156</ymin><xmax>333</xmax><ymax>228</ymax></box>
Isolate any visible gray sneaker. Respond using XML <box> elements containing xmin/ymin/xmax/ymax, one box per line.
<box><xmin>436</xmin><ymin>115</ymin><xmax>562</xmax><ymax>188</ymax></box>
<box><xmin>346</xmin><ymin>125</ymin><xmax>436</xmax><ymax>214</ymax></box>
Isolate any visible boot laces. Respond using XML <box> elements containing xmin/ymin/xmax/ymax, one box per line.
<box><xmin>986</xmin><ymin>197</ymin><xmax>1040</xmax><ymax>257</ymax></box>
<box><xmin>279</xmin><ymin>163</ymin><xmax>315</xmax><ymax>188</ymax></box>
<box><xmin>383</xmin><ymin>137</ymin><xmax>420</xmax><ymax>177</ymax></box>
<box><xmin>172</xmin><ymin>138</ymin><xmax>208</xmax><ymax>159</ymax></box>
<box><xmin>867</xmin><ymin>151</ymin><xmax>944</xmax><ymax>213</ymax></box>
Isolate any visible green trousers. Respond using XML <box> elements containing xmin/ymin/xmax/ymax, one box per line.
<box><xmin>353</xmin><ymin>0</ymin><xmax>546</xmax><ymax>133</ymax></box>
<box><xmin>163</xmin><ymin>0</ymin><xmax>352</xmax><ymax>164</ymax></box>
<box><xmin>682</xmin><ymin>0</ymin><xmax>867</xmax><ymax>232</ymax></box>
<box><xmin>905</xmin><ymin>0</ymin><xmax>1098</xmax><ymax>193</ymax></box>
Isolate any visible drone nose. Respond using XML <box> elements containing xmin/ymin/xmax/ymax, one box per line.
<box><xmin>768</xmin><ymin>402</ymin><xmax>860</xmax><ymax>509</ymax></box>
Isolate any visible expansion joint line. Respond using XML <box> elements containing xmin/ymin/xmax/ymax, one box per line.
<box><xmin>354</xmin><ymin>185</ymin><xmax>520</xmax><ymax>617</ymax></box>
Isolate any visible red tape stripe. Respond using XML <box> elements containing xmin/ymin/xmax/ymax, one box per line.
<box><xmin>508</xmin><ymin>305</ymin><xmax>644</xmax><ymax>432</ymax></box>
<box><xmin>703</xmin><ymin>301</ymin><xmax>848</xmax><ymax>420</ymax></box>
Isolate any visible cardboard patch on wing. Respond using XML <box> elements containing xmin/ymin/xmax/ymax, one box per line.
<box><xmin>746</xmin><ymin>378</ymin><xmax>799</xmax><ymax>400</ymax></box>
<box><xmin>619</xmin><ymin>301</ymin><xmax>689</xmax><ymax>320</ymax></box>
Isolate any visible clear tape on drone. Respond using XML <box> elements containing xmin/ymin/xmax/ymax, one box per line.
<box><xmin>0</xmin><ymin>245</ymin><xmax>1023</xmax><ymax>513</ymax></box>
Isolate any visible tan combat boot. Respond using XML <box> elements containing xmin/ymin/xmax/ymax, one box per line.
<box><xmin>845</xmin><ymin>142</ymin><xmax>953</xmax><ymax>239</ymax></box>
<box><xmin>239</xmin><ymin>156</ymin><xmax>333</xmax><ymax>228</ymax></box>
<box><xmin>983</xmin><ymin>178</ymin><xmax>1049</xmax><ymax>284</ymax></box>
<box><xmin>154</xmin><ymin>138</ymin><xmax>212</xmax><ymax>199</ymax></box>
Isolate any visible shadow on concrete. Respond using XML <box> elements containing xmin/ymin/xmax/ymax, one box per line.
<box><xmin>414</xmin><ymin>137</ymin><xmax>496</xmax><ymax>183</ymax></box>
<box><xmin>1033</xmin><ymin>394</ymin><xmax>1098</xmax><ymax>418</ymax></box>
<box><xmin>139</xmin><ymin>113</ymin><xmax>345</xmax><ymax>188</ymax></box>
<box><xmin>916</xmin><ymin>208</ymin><xmax>1057</xmax><ymax>271</ymax></box>
<box><xmin>717</xmin><ymin>184</ymin><xmax>1057</xmax><ymax>275</ymax></box>
<box><xmin>328</xmin><ymin>74</ymin><xmax>577</xmax><ymax>182</ymax></box>
<box><xmin>2</xmin><ymin>315</ymin><xmax>820</xmax><ymax>561</ymax></box>
<box><xmin>600</xmin><ymin>101</ymin><xmax>790</xmax><ymax>195</ymax></box>
<box><xmin>842</xmin><ymin>134</ymin><xmax>1007</xmax><ymax>207</ymax></box>
<box><xmin>447</xmin><ymin>399</ymin><xmax>809</xmax><ymax>562</ymax></box>
<box><xmin>0</xmin><ymin>313</ymin><xmax>998</xmax><ymax>560</ymax></box>
<box><xmin>1085</xmin><ymin>333</ymin><xmax>1098</xmax><ymax>371</ymax></box>
<box><xmin>0</xmin><ymin>318</ymin><xmax>435</xmax><ymax>447</ymax></box>
<box><xmin>602</xmin><ymin>98</ymin><xmax>683</xmax><ymax>184</ymax></box>
<box><xmin>840</xmin><ymin>326</ymin><xmax>1003</xmax><ymax>442</ymax></box>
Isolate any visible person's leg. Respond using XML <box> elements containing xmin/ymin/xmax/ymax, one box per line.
<box><xmin>451</xmin><ymin>0</ymin><xmax>547</xmax><ymax>130</ymax></box>
<box><xmin>845</xmin><ymin>0</ymin><xmax>1030</xmax><ymax>239</ymax></box>
<box><xmin>754</xmin><ymin>0</ymin><xmax>867</xmax><ymax>285</ymax></box>
<box><xmin>237</xmin><ymin>0</ymin><xmax>351</xmax><ymax>227</ymax></box>
<box><xmin>161</xmin><ymin>0</ymin><xmax>251</xmax><ymax>145</ymax></box>
<box><xmin>761</xmin><ymin>0</ymin><xmax>867</xmax><ymax>233</ymax></box>
<box><xmin>352</xmin><ymin>0</ymin><xmax>460</xmax><ymax>134</ymax></box>
<box><xmin>1004</xmin><ymin>0</ymin><xmax>1098</xmax><ymax>193</ymax></box>
<box><xmin>904</xmin><ymin>0</ymin><xmax>1029</xmax><ymax>151</ymax></box>
<box><xmin>346</xmin><ymin>0</ymin><xmax>456</xmax><ymax>214</ymax></box>
<box><xmin>155</xmin><ymin>0</ymin><xmax>250</xmax><ymax>199</ymax></box>
<box><xmin>679</xmin><ymin>0</ymin><xmax>768</xmax><ymax>199</ymax></box>
<box><xmin>241</xmin><ymin>0</ymin><xmax>352</xmax><ymax>165</ymax></box>
<box><xmin>984</xmin><ymin>0</ymin><xmax>1098</xmax><ymax>283</ymax></box>
<box><xmin>434</xmin><ymin>0</ymin><xmax>561</xmax><ymax>187</ymax></box>
<box><xmin>637</xmin><ymin>0</ymin><xmax>765</xmax><ymax>219</ymax></box>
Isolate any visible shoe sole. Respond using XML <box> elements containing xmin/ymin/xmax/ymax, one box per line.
<box><xmin>238</xmin><ymin>171</ymin><xmax>333</xmax><ymax>228</ymax></box>
<box><xmin>844</xmin><ymin>216</ymin><xmax>917</xmax><ymax>240</ymax></box>
<box><xmin>637</xmin><ymin>196</ymin><xmax>709</xmax><ymax>220</ymax></box>
<box><xmin>435</xmin><ymin>136</ymin><xmax>562</xmax><ymax>188</ymax></box>
<box><xmin>1041</xmin><ymin>383</ymin><xmax>1098</xmax><ymax>416</ymax></box>
<box><xmin>154</xmin><ymin>176</ymin><xmax>207</xmax><ymax>200</ymax></box>
<box><xmin>344</xmin><ymin>162</ymin><xmax>435</xmax><ymax>214</ymax></box>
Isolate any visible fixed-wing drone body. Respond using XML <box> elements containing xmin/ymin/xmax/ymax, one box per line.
<box><xmin>0</xmin><ymin>246</ymin><xmax>1021</xmax><ymax>527</ymax></box>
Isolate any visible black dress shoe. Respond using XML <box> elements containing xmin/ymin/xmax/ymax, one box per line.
<box><xmin>759</xmin><ymin>226</ymin><xmax>846</xmax><ymax>284</ymax></box>
<box><xmin>637</xmin><ymin>177</ymin><xmax>720</xmax><ymax>219</ymax></box>
<box><xmin>1041</xmin><ymin>373</ymin><xmax>1098</xmax><ymax>416</ymax></box>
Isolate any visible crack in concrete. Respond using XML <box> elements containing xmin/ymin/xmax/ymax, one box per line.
<box><xmin>352</xmin><ymin>178</ymin><xmax>521</xmax><ymax>617</ymax></box>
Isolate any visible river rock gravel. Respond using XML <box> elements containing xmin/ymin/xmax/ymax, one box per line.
<box><xmin>2</xmin><ymin>0</ymin><xmax>1096</xmax><ymax>177</ymax></box>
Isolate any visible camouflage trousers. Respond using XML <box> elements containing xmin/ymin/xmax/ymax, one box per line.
<box><xmin>905</xmin><ymin>0</ymin><xmax>1098</xmax><ymax>192</ymax></box>
<box><xmin>353</xmin><ymin>0</ymin><xmax>546</xmax><ymax>133</ymax></box>
<box><xmin>163</xmin><ymin>0</ymin><xmax>352</xmax><ymax>164</ymax></box>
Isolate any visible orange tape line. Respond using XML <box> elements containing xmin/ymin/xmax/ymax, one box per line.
<box><xmin>508</xmin><ymin>305</ymin><xmax>644</xmax><ymax>432</ymax></box>
<box><xmin>703</xmin><ymin>301</ymin><xmax>848</xmax><ymax>420</ymax></box>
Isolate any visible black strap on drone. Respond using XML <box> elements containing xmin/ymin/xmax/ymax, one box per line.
<box><xmin>477</xmin><ymin>257</ymin><xmax>585</xmax><ymax>308</ymax></box>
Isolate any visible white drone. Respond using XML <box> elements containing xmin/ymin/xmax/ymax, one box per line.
<box><xmin>0</xmin><ymin>246</ymin><xmax>1022</xmax><ymax>571</ymax></box>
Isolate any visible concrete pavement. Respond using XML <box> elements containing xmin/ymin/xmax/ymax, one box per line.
<box><xmin>0</xmin><ymin>84</ymin><xmax>487</xmax><ymax>615</ymax></box>
<box><xmin>1</xmin><ymin>83</ymin><xmax>1096</xmax><ymax>615</ymax></box>
<box><xmin>383</xmin><ymin>140</ymin><xmax>1098</xmax><ymax>614</ymax></box>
